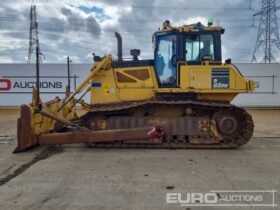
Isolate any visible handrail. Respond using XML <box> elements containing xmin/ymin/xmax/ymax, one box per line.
<box><xmin>58</xmin><ymin>55</ymin><xmax>112</xmax><ymax>112</ymax></box>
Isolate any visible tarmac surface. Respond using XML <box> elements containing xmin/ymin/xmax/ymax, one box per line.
<box><xmin>0</xmin><ymin>109</ymin><xmax>279</xmax><ymax>210</ymax></box>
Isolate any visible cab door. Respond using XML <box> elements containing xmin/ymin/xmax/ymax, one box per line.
<box><xmin>154</xmin><ymin>33</ymin><xmax>178</xmax><ymax>88</ymax></box>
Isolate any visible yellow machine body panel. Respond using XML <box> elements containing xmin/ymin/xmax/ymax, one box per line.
<box><xmin>90</xmin><ymin>63</ymin><xmax>253</xmax><ymax>105</ymax></box>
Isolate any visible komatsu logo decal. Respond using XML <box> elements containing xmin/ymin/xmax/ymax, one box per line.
<box><xmin>212</xmin><ymin>68</ymin><xmax>230</xmax><ymax>89</ymax></box>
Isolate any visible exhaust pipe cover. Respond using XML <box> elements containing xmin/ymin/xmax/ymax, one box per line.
<box><xmin>115</xmin><ymin>32</ymin><xmax>123</xmax><ymax>61</ymax></box>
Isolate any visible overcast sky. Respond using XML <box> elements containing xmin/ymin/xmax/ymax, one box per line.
<box><xmin>0</xmin><ymin>0</ymin><xmax>279</xmax><ymax>63</ymax></box>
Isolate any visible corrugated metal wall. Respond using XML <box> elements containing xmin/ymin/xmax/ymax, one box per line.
<box><xmin>233</xmin><ymin>64</ymin><xmax>279</xmax><ymax>107</ymax></box>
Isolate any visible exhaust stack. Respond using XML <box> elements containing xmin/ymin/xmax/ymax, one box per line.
<box><xmin>115</xmin><ymin>32</ymin><xmax>123</xmax><ymax>61</ymax></box>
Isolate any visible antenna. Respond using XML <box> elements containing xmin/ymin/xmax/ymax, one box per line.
<box><xmin>252</xmin><ymin>0</ymin><xmax>280</xmax><ymax>63</ymax></box>
<box><xmin>27</xmin><ymin>1</ymin><xmax>41</xmax><ymax>63</ymax></box>
<box><xmin>35</xmin><ymin>46</ymin><xmax>41</xmax><ymax>107</ymax></box>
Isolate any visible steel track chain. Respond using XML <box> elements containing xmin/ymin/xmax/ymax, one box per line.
<box><xmin>85</xmin><ymin>100</ymin><xmax>254</xmax><ymax>149</ymax></box>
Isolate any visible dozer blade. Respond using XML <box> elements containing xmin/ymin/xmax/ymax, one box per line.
<box><xmin>14</xmin><ymin>105</ymin><xmax>38</xmax><ymax>153</ymax></box>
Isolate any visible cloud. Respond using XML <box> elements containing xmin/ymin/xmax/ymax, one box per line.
<box><xmin>0</xmin><ymin>0</ymin><xmax>271</xmax><ymax>63</ymax></box>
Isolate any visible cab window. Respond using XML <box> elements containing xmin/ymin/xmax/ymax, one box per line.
<box><xmin>155</xmin><ymin>34</ymin><xmax>177</xmax><ymax>87</ymax></box>
<box><xmin>185</xmin><ymin>34</ymin><xmax>214</xmax><ymax>63</ymax></box>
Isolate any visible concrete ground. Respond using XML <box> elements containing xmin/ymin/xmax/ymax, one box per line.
<box><xmin>0</xmin><ymin>109</ymin><xmax>279</xmax><ymax>210</ymax></box>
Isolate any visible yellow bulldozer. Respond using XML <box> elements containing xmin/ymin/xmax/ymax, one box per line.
<box><xmin>15</xmin><ymin>20</ymin><xmax>255</xmax><ymax>152</ymax></box>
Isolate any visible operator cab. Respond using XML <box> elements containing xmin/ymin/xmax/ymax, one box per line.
<box><xmin>154</xmin><ymin>20</ymin><xmax>224</xmax><ymax>87</ymax></box>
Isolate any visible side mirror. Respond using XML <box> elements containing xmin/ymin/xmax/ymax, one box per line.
<box><xmin>225</xmin><ymin>59</ymin><xmax>231</xmax><ymax>64</ymax></box>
